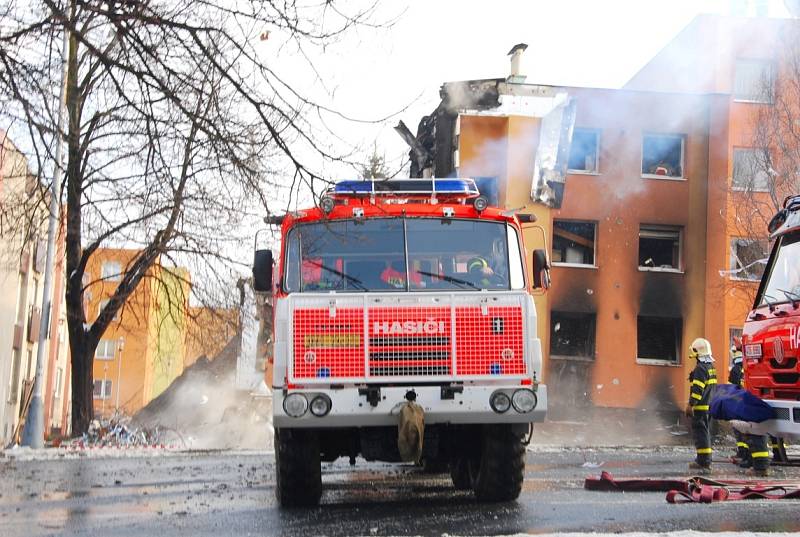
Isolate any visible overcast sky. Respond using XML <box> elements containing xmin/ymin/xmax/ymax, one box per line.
<box><xmin>267</xmin><ymin>0</ymin><xmax>790</xmax><ymax>184</ymax></box>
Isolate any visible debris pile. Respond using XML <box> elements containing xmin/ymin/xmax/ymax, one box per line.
<box><xmin>59</xmin><ymin>414</ymin><xmax>171</xmax><ymax>449</ymax></box>
<box><xmin>132</xmin><ymin>334</ymin><xmax>272</xmax><ymax>450</ymax></box>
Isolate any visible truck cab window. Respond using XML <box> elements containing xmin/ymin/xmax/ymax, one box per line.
<box><xmin>284</xmin><ymin>218</ymin><xmax>522</xmax><ymax>292</ymax></box>
<box><xmin>759</xmin><ymin>234</ymin><xmax>800</xmax><ymax>307</ymax></box>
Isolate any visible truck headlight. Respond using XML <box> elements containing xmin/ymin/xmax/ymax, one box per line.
<box><xmin>283</xmin><ymin>393</ymin><xmax>308</xmax><ymax>417</ymax></box>
<box><xmin>310</xmin><ymin>394</ymin><xmax>332</xmax><ymax>417</ymax></box>
<box><xmin>512</xmin><ymin>389</ymin><xmax>537</xmax><ymax>413</ymax></box>
<box><xmin>490</xmin><ymin>391</ymin><xmax>511</xmax><ymax>413</ymax></box>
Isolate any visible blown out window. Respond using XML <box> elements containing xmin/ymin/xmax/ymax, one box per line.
<box><xmin>642</xmin><ymin>134</ymin><xmax>684</xmax><ymax>178</ymax></box>
<box><xmin>637</xmin><ymin>316</ymin><xmax>681</xmax><ymax>363</ymax></box>
<box><xmin>730</xmin><ymin>238</ymin><xmax>769</xmax><ymax>281</ymax></box>
<box><xmin>553</xmin><ymin>220</ymin><xmax>596</xmax><ymax>266</ymax></box>
<box><xmin>550</xmin><ymin>311</ymin><xmax>595</xmax><ymax>360</ymax></box>
<box><xmin>639</xmin><ymin>225</ymin><xmax>681</xmax><ymax>270</ymax></box>
<box><xmin>568</xmin><ymin>130</ymin><xmax>600</xmax><ymax>173</ymax></box>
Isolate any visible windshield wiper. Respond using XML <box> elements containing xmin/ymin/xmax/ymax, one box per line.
<box><xmin>778</xmin><ymin>288</ymin><xmax>800</xmax><ymax>308</ymax></box>
<box><xmin>416</xmin><ymin>270</ymin><xmax>480</xmax><ymax>290</ymax></box>
<box><xmin>306</xmin><ymin>261</ymin><xmax>367</xmax><ymax>291</ymax></box>
<box><xmin>762</xmin><ymin>293</ymin><xmax>778</xmax><ymax>312</ymax></box>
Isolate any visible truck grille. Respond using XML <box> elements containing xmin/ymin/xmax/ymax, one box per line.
<box><xmin>288</xmin><ymin>294</ymin><xmax>528</xmax><ymax>382</ymax></box>
<box><xmin>772</xmin><ymin>373</ymin><xmax>800</xmax><ymax>384</ymax></box>
<box><xmin>770</xmin><ymin>357</ymin><xmax>798</xmax><ymax>369</ymax></box>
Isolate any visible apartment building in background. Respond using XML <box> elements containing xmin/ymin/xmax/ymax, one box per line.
<box><xmin>88</xmin><ymin>249</ymin><xmax>191</xmax><ymax>418</ymax></box>
<box><xmin>0</xmin><ymin>133</ymin><xmax>71</xmax><ymax>445</ymax></box>
<box><xmin>412</xmin><ymin>14</ymin><xmax>795</xmax><ymax>414</ymax></box>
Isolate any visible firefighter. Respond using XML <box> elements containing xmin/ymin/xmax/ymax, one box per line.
<box><xmin>744</xmin><ymin>432</ymin><xmax>771</xmax><ymax>477</ymax></box>
<box><xmin>466</xmin><ymin>256</ymin><xmax>491</xmax><ymax>286</ymax></box>
<box><xmin>380</xmin><ymin>260</ymin><xmax>422</xmax><ymax>289</ymax></box>
<box><xmin>728</xmin><ymin>345</ymin><xmax>751</xmax><ymax>466</ymax></box>
<box><xmin>686</xmin><ymin>337</ymin><xmax>717</xmax><ymax>473</ymax></box>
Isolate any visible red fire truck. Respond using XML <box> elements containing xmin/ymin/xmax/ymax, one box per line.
<box><xmin>252</xmin><ymin>178</ymin><xmax>549</xmax><ymax>506</ymax></box>
<box><xmin>740</xmin><ymin>194</ymin><xmax>800</xmax><ymax>447</ymax></box>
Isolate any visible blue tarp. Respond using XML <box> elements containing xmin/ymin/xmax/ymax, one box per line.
<box><xmin>710</xmin><ymin>384</ymin><xmax>776</xmax><ymax>423</ymax></box>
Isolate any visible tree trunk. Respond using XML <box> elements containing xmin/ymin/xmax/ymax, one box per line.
<box><xmin>63</xmin><ymin>3</ymin><xmax>95</xmax><ymax>436</ymax></box>
<box><xmin>69</xmin><ymin>344</ymin><xmax>93</xmax><ymax>435</ymax></box>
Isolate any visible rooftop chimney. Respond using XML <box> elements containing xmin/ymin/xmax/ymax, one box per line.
<box><xmin>507</xmin><ymin>43</ymin><xmax>528</xmax><ymax>84</ymax></box>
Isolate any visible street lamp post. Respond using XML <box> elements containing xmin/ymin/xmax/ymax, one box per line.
<box><xmin>102</xmin><ymin>363</ymin><xmax>108</xmax><ymax>417</ymax></box>
<box><xmin>21</xmin><ymin>23</ymin><xmax>69</xmax><ymax>448</ymax></box>
<box><xmin>115</xmin><ymin>337</ymin><xmax>124</xmax><ymax>411</ymax></box>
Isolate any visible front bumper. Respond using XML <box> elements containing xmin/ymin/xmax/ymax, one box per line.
<box><xmin>731</xmin><ymin>399</ymin><xmax>800</xmax><ymax>440</ymax></box>
<box><xmin>273</xmin><ymin>384</ymin><xmax>547</xmax><ymax>428</ymax></box>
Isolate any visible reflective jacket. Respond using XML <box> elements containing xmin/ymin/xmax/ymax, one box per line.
<box><xmin>728</xmin><ymin>360</ymin><xmax>744</xmax><ymax>388</ymax></box>
<box><xmin>688</xmin><ymin>359</ymin><xmax>717</xmax><ymax>411</ymax></box>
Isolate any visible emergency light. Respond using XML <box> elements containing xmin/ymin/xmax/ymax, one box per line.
<box><xmin>330</xmin><ymin>178</ymin><xmax>480</xmax><ymax>198</ymax></box>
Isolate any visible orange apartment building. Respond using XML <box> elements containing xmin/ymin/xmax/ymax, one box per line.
<box><xmin>87</xmin><ymin>249</ymin><xmax>191</xmax><ymax>417</ymax></box>
<box><xmin>410</xmin><ymin>14</ymin><xmax>795</xmax><ymax>414</ymax></box>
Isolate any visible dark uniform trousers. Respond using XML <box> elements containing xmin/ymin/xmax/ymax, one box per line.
<box><xmin>746</xmin><ymin>434</ymin><xmax>770</xmax><ymax>471</ymax></box>
<box><xmin>692</xmin><ymin>410</ymin><xmax>713</xmax><ymax>466</ymax></box>
<box><xmin>728</xmin><ymin>362</ymin><xmax>750</xmax><ymax>461</ymax></box>
<box><xmin>689</xmin><ymin>360</ymin><xmax>717</xmax><ymax>466</ymax></box>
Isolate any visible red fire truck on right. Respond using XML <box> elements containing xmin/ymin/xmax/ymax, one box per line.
<box><xmin>740</xmin><ymin>194</ymin><xmax>800</xmax><ymax>447</ymax></box>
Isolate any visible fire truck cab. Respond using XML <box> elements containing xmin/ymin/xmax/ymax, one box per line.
<box><xmin>740</xmin><ymin>194</ymin><xmax>800</xmax><ymax>441</ymax></box>
<box><xmin>253</xmin><ymin>178</ymin><xmax>549</xmax><ymax>506</ymax></box>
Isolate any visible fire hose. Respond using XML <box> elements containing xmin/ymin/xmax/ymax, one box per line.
<box><xmin>585</xmin><ymin>471</ymin><xmax>800</xmax><ymax>503</ymax></box>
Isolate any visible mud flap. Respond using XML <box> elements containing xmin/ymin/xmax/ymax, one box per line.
<box><xmin>397</xmin><ymin>401</ymin><xmax>425</xmax><ymax>463</ymax></box>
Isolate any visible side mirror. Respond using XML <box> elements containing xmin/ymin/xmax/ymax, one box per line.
<box><xmin>532</xmin><ymin>249</ymin><xmax>550</xmax><ymax>290</ymax></box>
<box><xmin>253</xmin><ymin>249</ymin><xmax>274</xmax><ymax>293</ymax></box>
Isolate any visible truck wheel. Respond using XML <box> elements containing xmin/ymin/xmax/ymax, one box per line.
<box><xmin>275</xmin><ymin>428</ymin><xmax>322</xmax><ymax>507</ymax></box>
<box><xmin>450</xmin><ymin>457</ymin><xmax>472</xmax><ymax>490</ymax></box>
<box><xmin>469</xmin><ymin>424</ymin><xmax>525</xmax><ymax>502</ymax></box>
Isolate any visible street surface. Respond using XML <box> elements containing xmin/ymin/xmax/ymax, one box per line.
<box><xmin>2</xmin><ymin>445</ymin><xmax>800</xmax><ymax>536</ymax></box>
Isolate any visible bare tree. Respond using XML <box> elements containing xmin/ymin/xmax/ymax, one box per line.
<box><xmin>0</xmin><ymin>0</ymin><xmax>387</xmax><ymax>433</ymax></box>
<box><xmin>724</xmin><ymin>28</ymin><xmax>800</xmax><ymax>310</ymax></box>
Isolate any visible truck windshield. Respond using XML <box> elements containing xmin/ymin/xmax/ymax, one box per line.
<box><xmin>284</xmin><ymin>218</ymin><xmax>524</xmax><ymax>292</ymax></box>
<box><xmin>759</xmin><ymin>233</ymin><xmax>800</xmax><ymax>307</ymax></box>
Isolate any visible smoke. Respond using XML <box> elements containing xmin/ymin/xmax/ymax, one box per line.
<box><xmin>133</xmin><ymin>341</ymin><xmax>273</xmax><ymax>450</ymax></box>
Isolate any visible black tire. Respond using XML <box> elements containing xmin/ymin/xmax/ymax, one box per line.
<box><xmin>450</xmin><ymin>457</ymin><xmax>472</xmax><ymax>490</ymax></box>
<box><xmin>469</xmin><ymin>424</ymin><xmax>525</xmax><ymax>502</ymax></box>
<box><xmin>275</xmin><ymin>428</ymin><xmax>322</xmax><ymax>507</ymax></box>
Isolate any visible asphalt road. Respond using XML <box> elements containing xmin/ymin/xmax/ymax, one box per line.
<box><xmin>1</xmin><ymin>446</ymin><xmax>800</xmax><ymax>536</ymax></box>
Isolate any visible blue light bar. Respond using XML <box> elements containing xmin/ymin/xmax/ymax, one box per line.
<box><xmin>332</xmin><ymin>178</ymin><xmax>480</xmax><ymax>197</ymax></box>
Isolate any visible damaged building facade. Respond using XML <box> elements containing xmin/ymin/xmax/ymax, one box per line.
<box><xmin>405</xmin><ymin>15</ymin><xmax>791</xmax><ymax>415</ymax></box>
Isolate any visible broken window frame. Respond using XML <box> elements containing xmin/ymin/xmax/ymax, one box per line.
<box><xmin>729</xmin><ymin>237</ymin><xmax>769</xmax><ymax>282</ymax></box>
<box><xmin>567</xmin><ymin>129</ymin><xmax>601</xmax><ymax>174</ymax></box>
<box><xmin>638</xmin><ymin>225</ymin><xmax>682</xmax><ymax>272</ymax></box>
<box><xmin>732</xmin><ymin>147</ymin><xmax>771</xmax><ymax>192</ymax></box>
<box><xmin>552</xmin><ymin>220</ymin><xmax>597</xmax><ymax>268</ymax></box>
<box><xmin>641</xmin><ymin>134</ymin><xmax>685</xmax><ymax>180</ymax></box>
<box><xmin>733</xmin><ymin>58</ymin><xmax>774</xmax><ymax>104</ymax></box>
<box><xmin>636</xmin><ymin>316</ymin><xmax>682</xmax><ymax>365</ymax></box>
<box><xmin>550</xmin><ymin>311</ymin><xmax>596</xmax><ymax>361</ymax></box>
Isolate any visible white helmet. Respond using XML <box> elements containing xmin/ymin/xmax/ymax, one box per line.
<box><xmin>690</xmin><ymin>337</ymin><xmax>712</xmax><ymax>358</ymax></box>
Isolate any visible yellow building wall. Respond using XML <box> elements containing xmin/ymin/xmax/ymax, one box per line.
<box><xmin>88</xmin><ymin>250</ymin><xmax>190</xmax><ymax>417</ymax></box>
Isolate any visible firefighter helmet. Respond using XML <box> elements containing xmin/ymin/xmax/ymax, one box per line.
<box><xmin>468</xmin><ymin>256</ymin><xmax>488</xmax><ymax>273</ymax></box>
<box><xmin>689</xmin><ymin>337</ymin><xmax>712</xmax><ymax>358</ymax></box>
